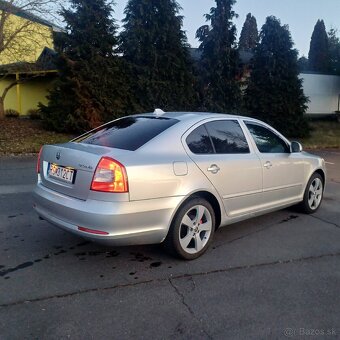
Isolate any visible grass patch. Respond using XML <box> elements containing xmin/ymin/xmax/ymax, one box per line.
<box><xmin>0</xmin><ymin>117</ymin><xmax>73</xmax><ymax>155</ymax></box>
<box><xmin>297</xmin><ymin>120</ymin><xmax>340</xmax><ymax>149</ymax></box>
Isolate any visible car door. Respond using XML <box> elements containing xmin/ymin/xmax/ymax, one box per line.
<box><xmin>184</xmin><ymin>119</ymin><xmax>263</xmax><ymax>217</ymax></box>
<box><xmin>244</xmin><ymin>121</ymin><xmax>305</xmax><ymax>207</ymax></box>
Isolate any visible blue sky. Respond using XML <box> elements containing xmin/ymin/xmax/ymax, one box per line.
<box><xmin>113</xmin><ymin>0</ymin><xmax>340</xmax><ymax>57</ymax></box>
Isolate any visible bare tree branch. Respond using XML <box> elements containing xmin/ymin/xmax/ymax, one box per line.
<box><xmin>1</xmin><ymin>78</ymin><xmax>17</xmax><ymax>101</ymax></box>
<box><xmin>0</xmin><ymin>0</ymin><xmax>64</xmax><ymax>118</ymax></box>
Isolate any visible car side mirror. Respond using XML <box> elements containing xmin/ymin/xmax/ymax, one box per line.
<box><xmin>291</xmin><ymin>141</ymin><xmax>303</xmax><ymax>153</ymax></box>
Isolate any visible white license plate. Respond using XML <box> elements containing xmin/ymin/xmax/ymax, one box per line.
<box><xmin>48</xmin><ymin>163</ymin><xmax>75</xmax><ymax>183</ymax></box>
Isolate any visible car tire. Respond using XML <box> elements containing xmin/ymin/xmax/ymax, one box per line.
<box><xmin>299</xmin><ymin>173</ymin><xmax>324</xmax><ymax>214</ymax></box>
<box><xmin>164</xmin><ymin>197</ymin><xmax>215</xmax><ymax>260</ymax></box>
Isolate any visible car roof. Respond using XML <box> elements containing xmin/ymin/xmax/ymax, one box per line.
<box><xmin>135</xmin><ymin>111</ymin><xmax>250</xmax><ymax>122</ymax></box>
<box><xmin>132</xmin><ymin>111</ymin><xmax>289</xmax><ymax>143</ymax></box>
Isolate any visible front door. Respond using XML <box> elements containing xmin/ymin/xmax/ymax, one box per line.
<box><xmin>244</xmin><ymin>121</ymin><xmax>305</xmax><ymax>207</ymax></box>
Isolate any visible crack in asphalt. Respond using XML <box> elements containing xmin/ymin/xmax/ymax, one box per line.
<box><xmin>1</xmin><ymin>251</ymin><xmax>339</xmax><ymax>309</ymax></box>
<box><xmin>309</xmin><ymin>215</ymin><xmax>340</xmax><ymax>229</ymax></box>
<box><xmin>168</xmin><ymin>278</ymin><xmax>213</xmax><ymax>339</ymax></box>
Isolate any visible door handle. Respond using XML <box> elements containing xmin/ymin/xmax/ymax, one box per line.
<box><xmin>207</xmin><ymin>164</ymin><xmax>220</xmax><ymax>174</ymax></box>
<box><xmin>264</xmin><ymin>161</ymin><xmax>272</xmax><ymax>169</ymax></box>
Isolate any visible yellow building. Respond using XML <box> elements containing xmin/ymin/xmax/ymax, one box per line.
<box><xmin>0</xmin><ymin>2</ymin><xmax>60</xmax><ymax>115</ymax></box>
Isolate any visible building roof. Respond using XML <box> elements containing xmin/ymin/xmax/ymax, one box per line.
<box><xmin>0</xmin><ymin>47</ymin><xmax>57</xmax><ymax>75</ymax></box>
<box><xmin>0</xmin><ymin>0</ymin><xmax>63</xmax><ymax>31</ymax></box>
<box><xmin>189</xmin><ymin>47</ymin><xmax>254</xmax><ymax>65</ymax></box>
<box><xmin>238</xmin><ymin>49</ymin><xmax>254</xmax><ymax>64</ymax></box>
<box><xmin>36</xmin><ymin>47</ymin><xmax>57</xmax><ymax>69</ymax></box>
<box><xmin>188</xmin><ymin>48</ymin><xmax>202</xmax><ymax>62</ymax></box>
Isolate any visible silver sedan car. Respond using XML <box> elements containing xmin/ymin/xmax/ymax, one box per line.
<box><xmin>33</xmin><ymin>111</ymin><xmax>326</xmax><ymax>259</ymax></box>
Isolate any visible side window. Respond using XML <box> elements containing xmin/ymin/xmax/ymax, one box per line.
<box><xmin>205</xmin><ymin>120</ymin><xmax>250</xmax><ymax>154</ymax></box>
<box><xmin>245</xmin><ymin>122</ymin><xmax>290</xmax><ymax>153</ymax></box>
<box><xmin>186</xmin><ymin>125</ymin><xmax>214</xmax><ymax>154</ymax></box>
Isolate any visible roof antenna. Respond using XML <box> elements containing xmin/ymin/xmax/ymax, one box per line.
<box><xmin>154</xmin><ymin>108</ymin><xmax>165</xmax><ymax>117</ymax></box>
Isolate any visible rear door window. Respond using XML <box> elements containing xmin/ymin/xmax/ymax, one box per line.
<box><xmin>74</xmin><ymin>116</ymin><xmax>179</xmax><ymax>151</ymax></box>
<box><xmin>205</xmin><ymin>120</ymin><xmax>250</xmax><ymax>154</ymax></box>
<box><xmin>186</xmin><ymin>125</ymin><xmax>214</xmax><ymax>154</ymax></box>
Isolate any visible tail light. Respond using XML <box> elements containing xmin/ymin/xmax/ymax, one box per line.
<box><xmin>91</xmin><ymin>157</ymin><xmax>128</xmax><ymax>193</ymax></box>
<box><xmin>36</xmin><ymin>146</ymin><xmax>43</xmax><ymax>174</ymax></box>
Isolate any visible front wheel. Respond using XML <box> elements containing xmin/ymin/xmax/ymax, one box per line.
<box><xmin>164</xmin><ymin>198</ymin><xmax>215</xmax><ymax>260</ymax></box>
<box><xmin>300</xmin><ymin>173</ymin><xmax>324</xmax><ymax>214</ymax></box>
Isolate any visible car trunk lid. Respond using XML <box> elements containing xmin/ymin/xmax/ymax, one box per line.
<box><xmin>39</xmin><ymin>142</ymin><xmax>128</xmax><ymax>201</ymax></box>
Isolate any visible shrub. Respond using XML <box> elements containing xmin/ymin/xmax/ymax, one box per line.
<box><xmin>27</xmin><ymin>108</ymin><xmax>42</xmax><ymax>120</ymax></box>
<box><xmin>5</xmin><ymin>109</ymin><xmax>19</xmax><ymax>118</ymax></box>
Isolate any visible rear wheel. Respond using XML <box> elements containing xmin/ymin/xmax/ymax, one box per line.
<box><xmin>164</xmin><ymin>198</ymin><xmax>215</xmax><ymax>260</ymax></box>
<box><xmin>300</xmin><ymin>173</ymin><xmax>324</xmax><ymax>214</ymax></box>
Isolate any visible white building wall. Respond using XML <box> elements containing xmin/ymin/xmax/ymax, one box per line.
<box><xmin>300</xmin><ymin>73</ymin><xmax>340</xmax><ymax>115</ymax></box>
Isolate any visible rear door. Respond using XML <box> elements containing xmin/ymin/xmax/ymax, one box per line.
<box><xmin>244</xmin><ymin>121</ymin><xmax>305</xmax><ymax>206</ymax></box>
<box><xmin>184</xmin><ymin>119</ymin><xmax>263</xmax><ymax>217</ymax></box>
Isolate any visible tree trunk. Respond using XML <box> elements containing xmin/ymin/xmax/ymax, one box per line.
<box><xmin>0</xmin><ymin>98</ymin><xmax>5</xmax><ymax>120</ymax></box>
<box><xmin>0</xmin><ymin>81</ymin><xmax>18</xmax><ymax>119</ymax></box>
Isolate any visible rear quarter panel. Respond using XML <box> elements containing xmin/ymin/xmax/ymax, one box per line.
<box><xmin>124</xmin><ymin>152</ymin><xmax>219</xmax><ymax>201</ymax></box>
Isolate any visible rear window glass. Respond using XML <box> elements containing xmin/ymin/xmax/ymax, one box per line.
<box><xmin>74</xmin><ymin>116</ymin><xmax>179</xmax><ymax>151</ymax></box>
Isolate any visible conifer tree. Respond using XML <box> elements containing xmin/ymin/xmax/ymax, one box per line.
<box><xmin>308</xmin><ymin>20</ymin><xmax>330</xmax><ymax>73</ymax></box>
<box><xmin>297</xmin><ymin>56</ymin><xmax>309</xmax><ymax>72</ymax></box>
<box><xmin>41</xmin><ymin>0</ymin><xmax>127</xmax><ymax>132</ymax></box>
<box><xmin>244</xmin><ymin>16</ymin><xmax>309</xmax><ymax>137</ymax></box>
<box><xmin>196</xmin><ymin>0</ymin><xmax>241</xmax><ymax>112</ymax></box>
<box><xmin>328</xmin><ymin>28</ymin><xmax>340</xmax><ymax>75</ymax></box>
<box><xmin>119</xmin><ymin>0</ymin><xmax>196</xmax><ymax>112</ymax></box>
<box><xmin>239</xmin><ymin>13</ymin><xmax>258</xmax><ymax>50</ymax></box>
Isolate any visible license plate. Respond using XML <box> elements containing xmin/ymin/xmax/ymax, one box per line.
<box><xmin>48</xmin><ymin>163</ymin><xmax>75</xmax><ymax>183</ymax></box>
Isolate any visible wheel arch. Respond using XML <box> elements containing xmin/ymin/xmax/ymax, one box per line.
<box><xmin>314</xmin><ymin>168</ymin><xmax>326</xmax><ymax>187</ymax></box>
<box><xmin>170</xmin><ymin>191</ymin><xmax>222</xmax><ymax>231</ymax></box>
<box><xmin>300</xmin><ymin>168</ymin><xmax>325</xmax><ymax>214</ymax></box>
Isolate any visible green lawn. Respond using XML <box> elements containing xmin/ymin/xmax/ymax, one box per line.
<box><xmin>298</xmin><ymin>121</ymin><xmax>340</xmax><ymax>149</ymax></box>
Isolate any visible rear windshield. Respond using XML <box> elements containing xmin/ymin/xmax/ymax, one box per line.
<box><xmin>74</xmin><ymin>116</ymin><xmax>179</xmax><ymax>151</ymax></box>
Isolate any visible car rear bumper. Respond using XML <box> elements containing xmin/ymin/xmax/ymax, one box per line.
<box><xmin>33</xmin><ymin>183</ymin><xmax>183</xmax><ymax>246</ymax></box>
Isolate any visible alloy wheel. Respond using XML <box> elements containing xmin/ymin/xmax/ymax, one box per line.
<box><xmin>179</xmin><ymin>205</ymin><xmax>212</xmax><ymax>254</ymax></box>
<box><xmin>308</xmin><ymin>177</ymin><xmax>323</xmax><ymax>210</ymax></box>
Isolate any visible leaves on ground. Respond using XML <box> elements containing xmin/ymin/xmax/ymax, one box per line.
<box><xmin>0</xmin><ymin>118</ymin><xmax>73</xmax><ymax>155</ymax></box>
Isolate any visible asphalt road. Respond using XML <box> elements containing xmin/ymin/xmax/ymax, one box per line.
<box><xmin>0</xmin><ymin>150</ymin><xmax>339</xmax><ymax>339</ymax></box>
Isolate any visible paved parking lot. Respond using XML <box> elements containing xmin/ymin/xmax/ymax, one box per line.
<box><xmin>0</xmin><ymin>150</ymin><xmax>339</xmax><ymax>339</ymax></box>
